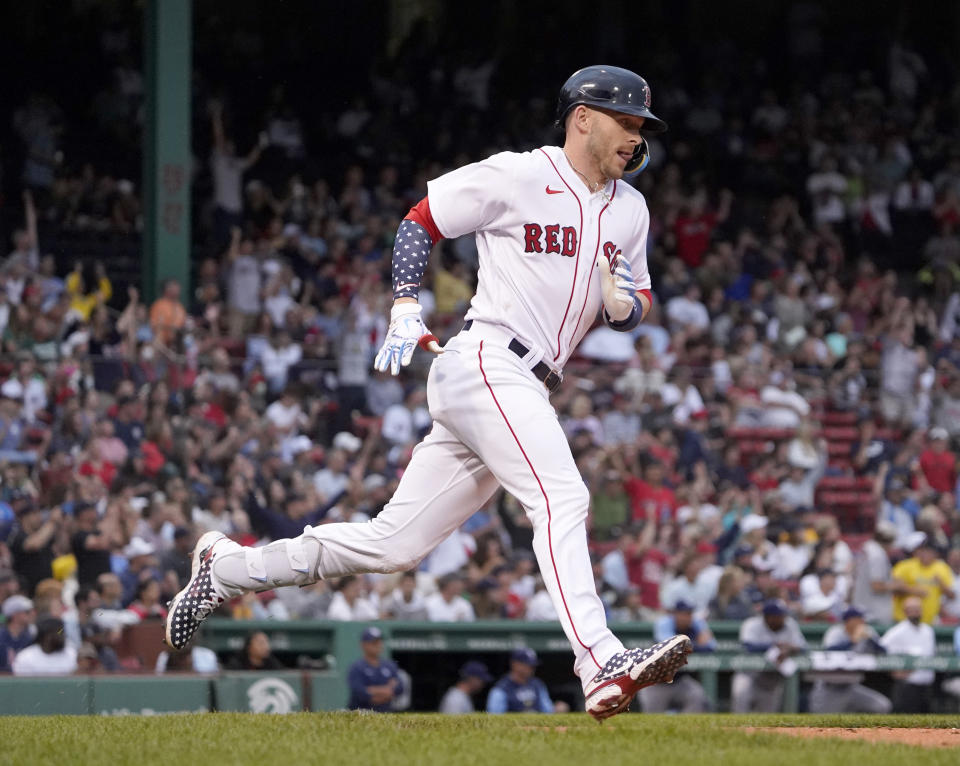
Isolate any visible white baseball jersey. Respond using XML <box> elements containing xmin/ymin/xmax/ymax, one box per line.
<box><xmin>428</xmin><ymin>146</ymin><xmax>652</xmax><ymax>368</ymax></box>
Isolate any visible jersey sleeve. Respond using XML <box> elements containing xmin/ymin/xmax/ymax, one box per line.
<box><xmin>625</xmin><ymin>199</ymin><xmax>653</xmax><ymax>293</ymax></box>
<box><xmin>485</xmin><ymin>685</ymin><xmax>508</xmax><ymax>714</ymax></box>
<box><xmin>427</xmin><ymin>151</ymin><xmax>519</xmax><ymax>238</ymax></box>
<box><xmin>612</xmin><ymin>194</ymin><xmax>652</xmax><ymax>297</ymax></box>
<box><xmin>535</xmin><ymin>680</ymin><xmax>554</xmax><ymax>713</ymax></box>
<box><xmin>652</xmin><ymin>615</ymin><xmax>674</xmax><ymax>643</ymax></box>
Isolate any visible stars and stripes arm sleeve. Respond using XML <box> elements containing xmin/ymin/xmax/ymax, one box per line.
<box><xmin>392</xmin><ymin>197</ymin><xmax>443</xmax><ymax>301</ymax></box>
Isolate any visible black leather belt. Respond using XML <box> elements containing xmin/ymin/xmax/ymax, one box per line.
<box><xmin>463</xmin><ymin>320</ymin><xmax>563</xmax><ymax>393</ymax></box>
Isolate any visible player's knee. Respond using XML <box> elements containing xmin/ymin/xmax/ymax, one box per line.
<box><xmin>381</xmin><ymin>546</ymin><xmax>425</xmax><ymax>573</ymax></box>
<box><xmin>553</xmin><ymin>482</ymin><xmax>590</xmax><ymax>523</ymax></box>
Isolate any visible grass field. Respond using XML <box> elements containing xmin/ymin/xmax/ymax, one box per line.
<box><xmin>1</xmin><ymin>713</ymin><xmax>958</xmax><ymax>766</ymax></box>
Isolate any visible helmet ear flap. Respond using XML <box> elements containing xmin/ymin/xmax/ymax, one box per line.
<box><xmin>624</xmin><ymin>137</ymin><xmax>650</xmax><ymax>175</ymax></box>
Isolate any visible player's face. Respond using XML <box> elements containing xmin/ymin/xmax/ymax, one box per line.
<box><xmin>586</xmin><ymin>108</ymin><xmax>646</xmax><ymax>180</ymax></box>
<box><xmin>511</xmin><ymin>660</ymin><xmax>534</xmax><ymax>681</ymax></box>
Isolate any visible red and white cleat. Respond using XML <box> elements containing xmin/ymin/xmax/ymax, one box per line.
<box><xmin>584</xmin><ymin>635</ymin><xmax>693</xmax><ymax>721</ymax></box>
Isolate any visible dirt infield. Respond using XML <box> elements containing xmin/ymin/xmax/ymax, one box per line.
<box><xmin>746</xmin><ymin>727</ymin><xmax>960</xmax><ymax>748</ymax></box>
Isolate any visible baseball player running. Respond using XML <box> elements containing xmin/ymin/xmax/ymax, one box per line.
<box><xmin>166</xmin><ymin>65</ymin><xmax>691</xmax><ymax>720</ymax></box>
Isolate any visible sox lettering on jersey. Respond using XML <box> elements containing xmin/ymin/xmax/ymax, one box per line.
<box><xmin>602</xmin><ymin>241</ymin><xmax>623</xmax><ymax>266</ymax></box>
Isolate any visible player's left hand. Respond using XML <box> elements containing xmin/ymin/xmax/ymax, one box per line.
<box><xmin>595</xmin><ymin>252</ymin><xmax>637</xmax><ymax>322</ymax></box>
<box><xmin>374</xmin><ymin>302</ymin><xmax>436</xmax><ymax>376</ymax></box>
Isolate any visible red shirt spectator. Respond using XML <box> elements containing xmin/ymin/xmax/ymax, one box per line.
<box><xmin>673</xmin><ymin>211</ymin><xmax>717</xmax><ymax>268</ymax></box>
<box><xmin>625</xmin><ymin>463</ymin><xmax>677</xmax><ymax>522</ymax></box>
<box><xmin>672</xmin><ymin>190</ymin><xmax>732</xmax><ymax>268</ymax></box>
<box><xmin>627</xmin><ymin>546</ymin><xmax>669</xmax><ymax>611</ymax></box>
<box><xmin>919</xmin><ymin>428</ymin><xmax>957</xmax><ymax>492</ymax></box>
<box><xmin>78</xmin><ymin>459</ymin><xmax>116</xmax><ymax>488</ymax></box>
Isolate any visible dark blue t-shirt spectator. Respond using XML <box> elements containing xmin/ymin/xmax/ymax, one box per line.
<box><xmin>0</xmin><ymin>625</ymin><xmax>35</xmax><ymax>673</ymax></box>
<box><xmin>113</xmin><ymin>418</ymin><xmax>145</xmax><ymax>451</ymax></box>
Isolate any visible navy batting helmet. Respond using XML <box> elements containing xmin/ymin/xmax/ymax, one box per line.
<box><xmin>556</xmin><ymin>65</ymin><xmax>667</xmax><ymax>174</ymax></box>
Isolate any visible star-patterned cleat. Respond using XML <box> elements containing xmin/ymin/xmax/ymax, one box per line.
<box><xmin>583</xmin><ymin>635</ymin><xmax>693</xmax><ymax>721</ymax></box>
<box><xmin>163</xmin><ymin>531</ymin><xmax>230</xmax><ymax>650</ymax></box>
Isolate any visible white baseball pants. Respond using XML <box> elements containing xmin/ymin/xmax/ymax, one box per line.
<box><xmin>219</xmin><ymin>321</ymin><xmax>624</xmax><ymax>684</ymax></box>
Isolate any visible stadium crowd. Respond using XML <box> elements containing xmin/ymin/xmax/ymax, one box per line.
<box><xmin>1</xmin><ymin>11</ymin><xmax>960</xmax><ymax>710</ymax></box>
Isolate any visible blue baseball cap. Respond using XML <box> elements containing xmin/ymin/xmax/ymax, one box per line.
<box><xmin>762</xmin><ymin>598</ymin><xmax>789</xmax><ymax>616</ymax></box>
<box><xmin>672</xmin><ymin>599</ymin><xmax>695</xmax><ymax>612</ymax></box>
<box><xmin>510</xmin><ymin>647</ymin><xmax>540</xmax><ymax>666</ymax></box>
<box><xmin>841</xmin><ymin>605</ymin><xmax>865</xmax><ymax>621</ymax></box>
<box><xmin>460</xmin><ymin>661</ymin><xmax>493</xmax><ymax>682</ymax></box>
<box><xmin>360</xmin><ymin>626</ymin><xmax>384</xmax><ymax>642</ymax></box>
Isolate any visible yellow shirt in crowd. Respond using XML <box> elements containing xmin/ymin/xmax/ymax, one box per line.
<box><xmin>891</xmin><ymin>556</ymin><xmax>955</xmax><ymax>623</ymax></box>
<box><xmin>65</xmin><ymin>271</ymin><xmax>112</xmax><ymax>321</ymax></box>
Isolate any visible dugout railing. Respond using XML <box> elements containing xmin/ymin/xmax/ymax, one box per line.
<box><xmin>193</xmin><ymin>618</ymin><xmax>960</xmax><ymax>714</ymax></box>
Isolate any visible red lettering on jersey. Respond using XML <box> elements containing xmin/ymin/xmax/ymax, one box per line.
<box><xmin>523</xmin><ymin>223</ymin><xmax>579</xmax><ymax>256</ymax></box>
<box><xmin>545</xmin><ymin>225</ymin><xmax>561</xmax><ymax>254</ymax></box>
<box><xmin>523</xmin><ymin>223</ymin><xmax>544</xmax><ymax>253</ymax></box>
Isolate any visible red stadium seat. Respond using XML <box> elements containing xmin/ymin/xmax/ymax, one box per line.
<box><xmin>826</xmin><ymin>442</ymin><xmax>852</xmax><ymax>457</ymax></box>
<box><xmin>822</xmin><ymin>411</ymin><xmax>858</xmax><ymax>426</ymax></box>
<box><xmin>817</xmin><ymin>476</ymin><xmax>858</xmax><ymax>490</ymax></box>
<box><xmin>821</xmin><ymin>426</ymin><xmax>859</xmax><ymax>441</ymax></box>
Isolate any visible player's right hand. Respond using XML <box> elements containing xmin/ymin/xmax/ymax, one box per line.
<box><xmin>374</xmin><ymin>302</ymin><xmax>430</xmax><ymax>376</ymax></box>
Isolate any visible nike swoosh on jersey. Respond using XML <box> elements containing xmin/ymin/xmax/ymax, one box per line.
<box><xmin>545</xmin><ymin>186</ymin><xmax>564</xmax><ymax>194</ymax></box>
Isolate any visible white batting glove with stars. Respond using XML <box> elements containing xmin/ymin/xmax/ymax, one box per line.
<box><xmin>595</xmin><ymin>253</ymin><xmax>638</xmax><ymax>322</ymax></box>
<box><xmin>374</xmin><ymin>303</ymin><xmax>430</xmax><ymax>376</ymax></box>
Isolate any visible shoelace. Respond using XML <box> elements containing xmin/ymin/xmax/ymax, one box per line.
<box><xmin>193</xmin><ymin>590</ymin><xmax>224</xmax><ymax>619</ymax></box>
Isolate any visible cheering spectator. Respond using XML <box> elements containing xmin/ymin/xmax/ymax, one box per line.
<box><xmin>626</xmin><ymin>461</ymin><xmax>677</xmax><ymax>524</ymax></box>
<box><xmin>209</xmin><ymin>101</ymin><xmax>264</xmax><ymax>246</ymax></box>
<box><xmin>71</xmin><ymin>503</ymin><xmax>125</xmax><ymax>587</ymax></box>
<box><xmin>7</xmin><ymin>505</ymin><xmax>61</xmax><ymax>596</ymax></box>
<box><xmin>149</xmin><ymin>279</ymin><xmax>187</xmax><ymax>349</ymax></box>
